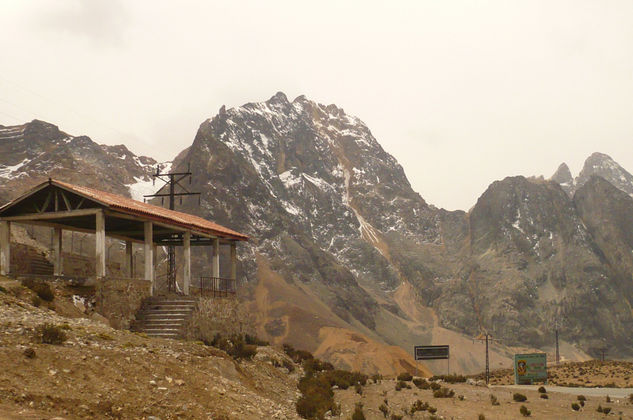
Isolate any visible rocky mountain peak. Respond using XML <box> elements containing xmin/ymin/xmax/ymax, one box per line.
<box><xmin>550</xmin><ymin>162</ymin><xmax>574</xmax><ymax>195</ymax></box>
<box><xmin>0</xmin><ymin>120</ymin><xmax>159</xmax><ymax>203</ymax></box>
<box><xmin>551</xmin><ymin>162</ymin><xmax>572</xmax><ymax>184</ymax></box>
<box><xmin>576</xmin><ymin>152</ymin><xmax>633</xmax><ymax>197</ymax></box>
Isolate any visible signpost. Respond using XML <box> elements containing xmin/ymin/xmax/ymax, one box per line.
<box><xmin>414</xmin><ymin>345</ymin><xmax>450</xmax><ymax>375</ymax></box>
<box><xmin>514</xmin><ymin>353</ymin><xmax>547</xmax><ymax>384</ymax></box>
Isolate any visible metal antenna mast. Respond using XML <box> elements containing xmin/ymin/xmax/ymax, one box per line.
<box><xmin>144</xmin><ymin>163</ymin><xmax>200</xmax><ymax>293</ymax></box>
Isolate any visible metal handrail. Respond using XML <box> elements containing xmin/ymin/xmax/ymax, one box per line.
<box><xmin>193</xmin><ymin>276</ymin><xmax>236</xmax><ymax>297</ymax></box>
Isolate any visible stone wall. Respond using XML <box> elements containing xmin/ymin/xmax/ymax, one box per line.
<box><xmin>95</xmin><ymin>278</ymin><xmax>151</xmax><ymax>329</ymax></box>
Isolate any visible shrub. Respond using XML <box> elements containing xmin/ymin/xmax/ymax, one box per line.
<box><xmin>31</xmin><ymin>295</ymin><xmax>41</xmax><ymax>307</ymax></box>
<box><xmin>577</xmin><ymin>395</ymin><xmax>586</xmax><ymax>402</ymax></box>
<box><xmin>23</xmin><ymin>347</ymin><xmax>36</xmax><ymax>358</ymax></box>
<box><xmin>571</xmin><ymin>402</ymin><xmax>580</xmax><ymax>411</ymax></box>
<box><xmin>208</xmin><ymin>334</ymin><xmax>257</xmax><ymax>360</ymax></box>
<box><xmin>430</xmin><ymin>374</ymin><xmax>467</xmax><ymax>383</ymax></box>
<box><xmin>244</xmin><ymin>334</ymin><xmax>269</xmax><ymax>346</ymax></box>
<box><xmin>410</xmin><ymin>400</ymin><xmax>429</xmax><ymax>413</ymax></box>
<box><xmin>520</xmin><ymin>405</ymin><xmax>531</xmax><ymax>417</ymax></box>
<box><xmin>479</xmin><ymin>415</ymin><xmax>486</xmax><ymax>420</ymax></box>
<box><xmin>296</xmin><ymin>375</ymin><xmax>334</xmax><ymax>419</ymax></box>
<box><xmin>371</xmin><ymin>373</ymin><xmax>382</xmax><ymax>383</ymax></box>
<box><xmin>0</xmin><ymin>285</ymin><xmax>7</xmax><ymax>293</ymax></box>
<box><xmin>429</xmin><ymin>382</ymin><xmax>442</xmax><ymax>391</ymax></box>
<box><xmin>22</xmin><ymin>279</ymin><xmax>54</xmax><ymax>301</ymax></box>
<box><xmin>629</xmin><ymin>393</ymin><xmax>633</xmax><ymax>404</ymax></box>
<box><xmin>597</xmin><ymin>405</ymin><xmax>603</xmax><ymax>413</ymax></box>
<box><xmin>397</xmin><ymin>372</ymin><xmax>413</xmax><ymax>381</ymax></box>
<box><xmin>379</xmin><ymin>403</ymin><xmax>389</xmax><ymax>418</ymax></box>
<box><xmin>395</xmin><ymin>381</ymin><xmax>410</xmax><ymax>391</ymax></box>
<box><xmin>540</xmin><ymin>393</ymin><xmax>548</xmax><ymax>399</ymax></box>
<box><xmin>433</xmin><ymin>387</ymin><xmax>455</xmax><ymax>398</ymax></box>
<box><xmin>322</xmin><ymin>369</ymin><xmax>367</xmax><ymax>389</ymax></box>
<box><xmin>606</xmin><ymin>395</ymin><xmax>611</xmax><ymax>403</ymax></box>
<box><xmin>283</xmin><ymin>344</ymin><xmax>314</xmax><ymax>364</ymax></box>
<box><xmin>355</xmin><ymin>383</ymin><xmax>362</xmax><ymax>395</ymax></box>
<box><xmin>602</xmin><ymin>407</ymin><xmax>611</xmax><ymax>414</ymax></box>
<box><xmin>412</xmin><ymin>378</ymin><xmax>430</xmax><ymax>389</ymax></box>
<box><xmin>490</xmin><ymin>394</ymin><xmax>500</xmax><ymax>406</ymax></box>
<box><xmin>513</xmin><ymin>393</ymin><xmax>527</xmax><ymax>402</ymax></box>
<box><xmin>351</xmin><ymin>403</ymin><xmax>365</xmax><ymax>420</ymax></box>
<box><xmin>303</xmin><ymin>358</ymin><xmax>334</xmax><ymax>376</ymax></box>
<box><xmin>390</xmin><ymin>415</ymin><xmax>403</xmax><ymax>420</ymax></box>
<box><xmin>428</xmin><ymin>406</ymin><xmax>437</xmax><ymax>414</ymax></box>
<box><xmin>38</xmin><ymin>323</ymin><xmax>66</xmax><ymax>345</ymax></box>
<box><xmin>537</xmin><ymin>386</ymin><xmax>546</xmax><ymax>393</ymax></box>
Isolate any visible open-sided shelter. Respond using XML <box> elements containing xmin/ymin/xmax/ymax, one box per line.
<box><xmin>0</xmin><ymin>179</ymin><xmax>248</xmax><ymax>295</ymax></box>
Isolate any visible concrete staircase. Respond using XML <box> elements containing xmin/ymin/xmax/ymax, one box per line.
<box><xmin>130</xmin><ymin>296</ymin><xmax>197</xmax><ymax>339</ymax></box>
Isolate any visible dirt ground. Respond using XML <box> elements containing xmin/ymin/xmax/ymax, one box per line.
<box><xmin>0</xmin><ymin>278</ymin><xmax>301</xmax><ymax>420</ymax></box>
<box><xmin>476</xmin><ymin>360</ymin><xmax>633</xmax><ymax>388</ymax></box>
<box><xmin>4</xmin><ymin>275</ymin><xmax>633</xmax><ymax>420</ymax></box>
<box><xmin>335</xmin><ymin>378</ymin><xmax>633</xmax><ymax>419</ymax></box>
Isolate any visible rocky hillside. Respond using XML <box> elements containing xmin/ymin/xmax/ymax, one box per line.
<box><xmin>0</xmin><ymin>120</ymin><xmax>160</xmax><ymax>203</ymax></box>
<box><xmin>442</xmin><ymin>175</ymin><xmax>633</xmax><ymax>357</ymax></box>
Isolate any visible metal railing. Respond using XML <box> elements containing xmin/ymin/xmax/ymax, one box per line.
<box><xmin>193</xmin><ymin>276</ymin><xmax>236</xmax><ymax>297</ymax></box>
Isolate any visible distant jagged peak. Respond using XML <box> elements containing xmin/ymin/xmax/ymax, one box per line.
<box><xmin>550</xmin><ymin>163</ymin><xmax>575</xmax><ymax>196</ymax></box>
<box><xmin>551</xmin><ymin>162</ymin><xmax>573</xmax><ymax>185</ymax></box>
<box><xmin>267</xmin><ymin>91</ymin><xmax>289</xmax><ymax>105</ymax></box>
<box><xmin>576</xmin><ymin>151</ymin><xmax>633</xmax><ymax>197</ymax></box>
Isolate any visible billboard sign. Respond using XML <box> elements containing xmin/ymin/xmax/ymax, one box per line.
<box><xmin>414</xmin><ymin>345</ymin><xmax>449</xmax><ymax>360</ymax></box>
<box><xmin>514</xmin><ymin>353</ymin><xmax>547</xmax><ymax>384</ymax></box>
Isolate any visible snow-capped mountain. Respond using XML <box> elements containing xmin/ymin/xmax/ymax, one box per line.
<box><xmin>0</xmin><ymin>120</ymin><xmax>162</xmax><ymax>203</ymax></box>
<box><xmin>4</xmin><ymin>96</ymin><xmax>633</xmax><ymax>370</ymax></box>
<box><xmin>171</xmin><ymin>93</ymin><xmax>633</xmax><ymax>365</ymax></box>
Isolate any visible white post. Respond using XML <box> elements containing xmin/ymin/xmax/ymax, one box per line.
<box><xmin>125</xmin><ymin>241</ymin><xmax>134</xmax><ymax>278</ymax></box>
<box><xmin>53</xmin><ymin>227</ymin><xmax>62</xmax><ymax>276</ymax></box>
<box><xmin>0</xmin><ymin>221</ymin><xmax>10</xmax><ymax>276</ymax></box>
<box><xmin>212</xmin><ymin>238</ymin><xmax>220</xmax><ymax>279</ymax></box>
<box><xmin>144</xmin><ymin>222</ymin><xmax>153</xmax><ymax>294</ymax></box>
<box><xmin>95</xmin><ymin>211</ymin><xmax>106</xmax><ymax>278</ymax></box>
<box><xmin>183</xmin><ymin>231</ymin><xmax>191</xmax><ymax>295</ymax></box>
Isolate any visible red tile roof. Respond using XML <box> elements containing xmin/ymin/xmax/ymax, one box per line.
<box><xmin>53</xmin><ymin>180</ymin><xmax>248</xmax><ymax>241</ymax></box>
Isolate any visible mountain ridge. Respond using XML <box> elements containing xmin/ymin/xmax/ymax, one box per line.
<box><xmin>2</xmin><ymin>94</ymin><xmax>633</xmax><ymax>372</ymax></box>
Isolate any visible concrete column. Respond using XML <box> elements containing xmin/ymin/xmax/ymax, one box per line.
<box><xmin>183</xmin><ymin>231</ymin><xmax>191</xmax><ymax>295</ymax></box>
<box><xmin>144</xmin><ymin>222</ymin><xmax>153</xmax><ymax>294</ymax></box>
<box><xmin>125</xmin><ymin>241</ymin><xmax>134</xmax><ymax>278</ymax></box>
<box><xmin>212</xmin><ymin>238</ymin><xmax>220</xmax><ymax>279</ymax></box>
<box><xmin>95</xmin><ymin>211</ymin><xmax>106</xmax><ymax>278</ymax></box>
<box><xmin>230</xmin><ymin>242</ymin><xmax>237</xmax><ymax>281</ymax></box>
<box><xmin>0</xmin><ymin>221</ymin><xmax>10</xmax><ymax>276</ymax></box>
<box><xmin>53</xmin><ymin>227</ymin><xmax>62</xmax><ymax>276</ymax></box>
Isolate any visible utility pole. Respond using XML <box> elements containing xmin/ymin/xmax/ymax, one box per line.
<box><xmin>555</xmin><ymin>328</ymin><xmax>560</xmax><ymax>365</ymax></box>
<box><xmin>144</xmin><ymin>163</ymin><xmax>200</xmax><ymax>293</ymax></box>
<box><xmin>474</xmin><ymin>331</ymin><xmax>500</xmax><ymax>385</ymax></box>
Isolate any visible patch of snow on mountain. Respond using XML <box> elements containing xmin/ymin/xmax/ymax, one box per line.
<box><xmin>279</xmin><ymin>170</ymin><xmax>301</xmax><ymax>189</ymax></box>
<box><xmin>0</xmin><ymin>158</ymin><xmax>30</xmax><ymax>179</ymax></box>
<box><xmin>512</xmin><ymin>208</ymin><xmax>524</xmax><ymax>234</ymax></box>
<box><xmin>302</xmin><ymin>173</ymin><xmax>334</xmax><ymax>191</ymax></box>
<box><xmin>127</xmin><ymin>176</ymin><xmax>158</xmax><ymax>201</ymax></box>
<box><xmin>126</xmin><ymin>162</ymin><xmax>172</xmax><ymax>201</ymax></box>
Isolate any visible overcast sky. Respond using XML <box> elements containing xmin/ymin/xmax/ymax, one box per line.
<box><xmin>2</xmin><ymin>1</ymin><xmax>633</xmax><ymax>210</ymax></box>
